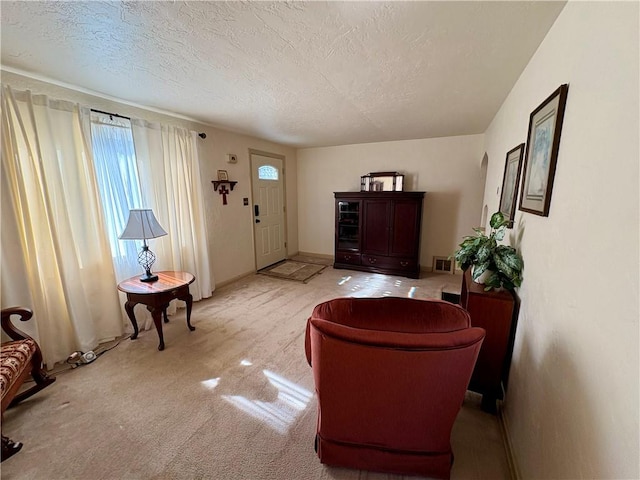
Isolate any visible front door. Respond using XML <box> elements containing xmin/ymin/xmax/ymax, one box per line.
<box><xmin>251</xmin><ymin>153</ymin><xmax>286</xmax><ymax>270</ymax></box>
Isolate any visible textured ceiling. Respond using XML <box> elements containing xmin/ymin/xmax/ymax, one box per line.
<box><xmin>1</xmin><ymin>1</ymin><xmax>565</xmax><ymax>148</ymax></box>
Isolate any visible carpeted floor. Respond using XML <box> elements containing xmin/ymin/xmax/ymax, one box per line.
<box><xmin>1</xmin><ymin>266</ymin><xmax>511</xmax><ymax>479</ymax></box>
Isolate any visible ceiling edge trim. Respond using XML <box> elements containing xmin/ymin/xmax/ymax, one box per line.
<box><xmin>0</xmin><ymin>64</ymin><xmax>210</xmax><ymax>126</ymax></box>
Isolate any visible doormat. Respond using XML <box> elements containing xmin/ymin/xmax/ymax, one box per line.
<box><xmin>258</xmin><ymin>260</ymin><xmax>327</xmax><ymax>284</ymax></box>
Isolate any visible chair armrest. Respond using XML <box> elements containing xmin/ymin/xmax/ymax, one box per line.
<box><xmin>305</xmin><ymin>319</ymin><xmax>312</xmax><ymax>366</ymax></box>
<box><xmin>1</xmin><ymin>307</ymin><xmax>34</xmax><ymax>342</ymax></box>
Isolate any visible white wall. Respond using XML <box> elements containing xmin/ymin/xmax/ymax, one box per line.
<box><xmin>0</xmin><ymin>70</ymin><xmax>298</xmax><ymax>287</ymax></box>
<box><xmin>197</xmin><ymin>133</ymin><xmax>298</xmax><ymax>285</ymax></box>
<box><xmin>482</xmin><ymin>2</ymin><xmax>639</xmax><ymax>478</ymax></box>
<box><xmin>297</xmin><ymin>135</ymin><xmax>486</xmax><ymax>269</ymax></box>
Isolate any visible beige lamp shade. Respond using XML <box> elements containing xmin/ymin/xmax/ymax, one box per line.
<box><xmin>119</xmin><ymin>209</ymin><xmax>167</xmax><ymax>240</ymax></box>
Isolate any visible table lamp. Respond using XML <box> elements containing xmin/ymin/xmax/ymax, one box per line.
<box><xmin>119</xmin><ymin>209</ymin><xmax>168</xmax><ymax>282</ymax></box>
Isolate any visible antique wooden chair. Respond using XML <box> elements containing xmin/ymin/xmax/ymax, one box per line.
<box><xmin>1</xmin><ymin>307</ymin><xmax>55</xmax><ymax>462</ymax></box>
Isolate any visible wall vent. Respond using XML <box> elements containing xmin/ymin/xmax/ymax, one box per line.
<box><xmin>432</xmin><ymin>256</ymin><xmax>455</xmax><ymax>274</ymax></box>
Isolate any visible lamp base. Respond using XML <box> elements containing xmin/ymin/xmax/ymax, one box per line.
<box><xmin>139</xmin><ymin>273</ymin><xmax>159</xmax><ymax>283</ymax></box>
<box><xmin>137</xmin><ymin>246</ymin><xmax>159</xmax><ymax>282</ymax></box>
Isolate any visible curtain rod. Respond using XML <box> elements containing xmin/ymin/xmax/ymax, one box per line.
<box><xmin>90</xmin><ymin>108</ymin><xmax>207</xmax><ymax>138</ymax></box>
<box><xmin>90</xmin><ymin>108</ymin><xmax>131</xmax><ymax>120</ymax></box>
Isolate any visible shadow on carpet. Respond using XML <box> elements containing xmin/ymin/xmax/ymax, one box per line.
<box><xmin>258</xmin><ymin>260</ymin><xmax>327</xmax><ymax>283</ymax></box>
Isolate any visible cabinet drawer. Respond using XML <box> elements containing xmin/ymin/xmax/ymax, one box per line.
<box><xmin>361</xmin><ymin>254</ymin><xmax>417</xmax><ymax>271</ymax></box>
<box><xmin>335</xmin><ymin>252</ymin><xmax>361</xmax><ymax>265</ymax></box>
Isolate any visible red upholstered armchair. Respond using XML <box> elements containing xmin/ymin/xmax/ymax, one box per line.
<box><xmin>305</xmin><ymin>297</ymin><xmax>485</xmax><ymax>479</ymax></box>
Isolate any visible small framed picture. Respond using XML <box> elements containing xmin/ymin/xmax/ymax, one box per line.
<box><xmin>499</xmin><ymin>143</ymin><xmax>525</xmax><ymax>228</ymax></box>
<box><xmin>519</xmin><ymin>84</ymin><xmax>569</xmax><ymax>217</ymax></box>
<box><xmin>217</xmin><ymin>170</ymin><xmax>229</xmax><ymax>181</ymax></box>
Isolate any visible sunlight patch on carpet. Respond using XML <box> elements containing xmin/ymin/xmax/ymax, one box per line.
<box><xmin>221</xmin><ymin>370</ymin><xmax>312</xmax><ymax>434</ymax></box>
<box><xmin>201</xmin><ymin>378</ymin><xmax>220</xmax><ymax>390</ymax></box>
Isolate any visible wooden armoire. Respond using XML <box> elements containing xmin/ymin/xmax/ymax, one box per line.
<box><xmin>333</xmin><ymin>191</ymin><xmax>425</xmax><ymax>279</ymax></box>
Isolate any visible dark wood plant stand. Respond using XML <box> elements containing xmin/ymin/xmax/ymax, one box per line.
<box><xmin>460</xmin><ymin>269</ymin><xmax>520</xmax><ymax>413</ymax></box>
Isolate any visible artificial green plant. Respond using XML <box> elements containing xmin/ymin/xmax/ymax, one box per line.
<box><xmin>453</xmin><ymin>211</ymin><xmax>523</xmax><ymax>291</ymax></box>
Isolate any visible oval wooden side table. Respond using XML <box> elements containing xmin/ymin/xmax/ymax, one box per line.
<box><xmin>117</xmin><ymin>271</ymin><xmax>195</xmax><ymax>351</ymax></box>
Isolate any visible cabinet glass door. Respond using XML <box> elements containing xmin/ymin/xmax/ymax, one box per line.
<box><xmin>337</xmin><ymin>201</ymin><xmax>360</xmax><ymax>250</ymax></box>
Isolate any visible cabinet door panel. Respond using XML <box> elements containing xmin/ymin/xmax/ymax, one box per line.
<box><xmin>335</xmin><ymin>200</ymin><xmax>361</xmax><ymax>251</ymax></box>
<box><xmin>362</xmin><ymin>200</ymin><xmax>390</xmax><ymax>255</ymax></box>
<box><xmin>390</xmin><ymin>200</ymin><xmax>422</xmax><ymax>257</ymax></box>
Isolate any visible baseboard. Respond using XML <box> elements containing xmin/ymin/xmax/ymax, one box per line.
<box><xmin>214</xmin><ymin>270</ymin><xmax>256</xmax><ymax>289</ymax></box>
<box><xmin>294</xmin><ymin>251</ymin><xmax>334</xmax><ymax>261</ymax></box>
<box><xmin>498</xmin><ymin>402</ymin><xmax>521</xmax><ymax>480</ymax></box>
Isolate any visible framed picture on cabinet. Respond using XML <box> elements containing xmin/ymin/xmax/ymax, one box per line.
<box><xmin>499</xmin><ymin>143</ymin><xmax>524</xmax><ymax>228</ymax></box>
<box><xmin>519</xmin><ymin>84</ymin><xmax>569</xmax><ymax>217</ymax></box>
<box><xmin>360</xmin><ymin>172</ymin><xmax>404</xmax><ymax>191</ymax></box>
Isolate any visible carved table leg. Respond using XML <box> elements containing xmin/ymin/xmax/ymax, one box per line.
<box><xmin>149</xmin><ymin>307</ymin><xmax>166</xmax><ymax>351</ymax></box>
<box><xmin>181</xmin><ymin>292</ymin><xmax>195</xmax><ymax>331</ymax></box>
<box><xmin>124</xmin><ymin>300</ymin><xmax>139</xmax><ymax>340</ymax></box>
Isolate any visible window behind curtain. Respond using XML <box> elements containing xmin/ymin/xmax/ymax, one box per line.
<box><xmin>90</xmin><ymin>112</ymin><xmax>142</xmax><ymax>271</ymax></box>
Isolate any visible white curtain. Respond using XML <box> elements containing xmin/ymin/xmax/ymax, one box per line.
<box><xmin>131</xmin><ymin>119</ymin><xmax>213</xmax><ymax>301</ymax></box>
<box><xmin>83</xmin><ymin>114</ymin><xmax>213</xmax><ymax>331</ymax></box>
<box><xmin>83</xmin><ymin>111</ymin><xmax>159</xmax><ymax>330</ymax></box>
<box><xmin>87</xmin><ymin>112</ymin><xmax>143</xmax><ymax>278</ymax></box>
<box><xmin>1</xmin><ymin>86</ymin><xmax>124</xmax><ymax>367</ymax></box>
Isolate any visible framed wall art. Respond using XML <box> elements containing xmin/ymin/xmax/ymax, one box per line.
<box><xmin>499</xmin><ymin>143</ymin><xmax>525</xmax><ymax>228</ymax></box>
<box><xmin>217</xmin><ymin>169</ymin><xmax>229</xmax><ymax>181</ymax></box>
<box><xmin>519</xmin><ymin>84</ymin><xmax>569</xmax><ymax>216</ymax></box>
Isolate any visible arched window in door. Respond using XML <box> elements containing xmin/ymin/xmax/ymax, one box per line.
<box><xmin>258</xmin><ymin>165</ymin><xmax>279</xmax><ymax>181</ymax></box>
